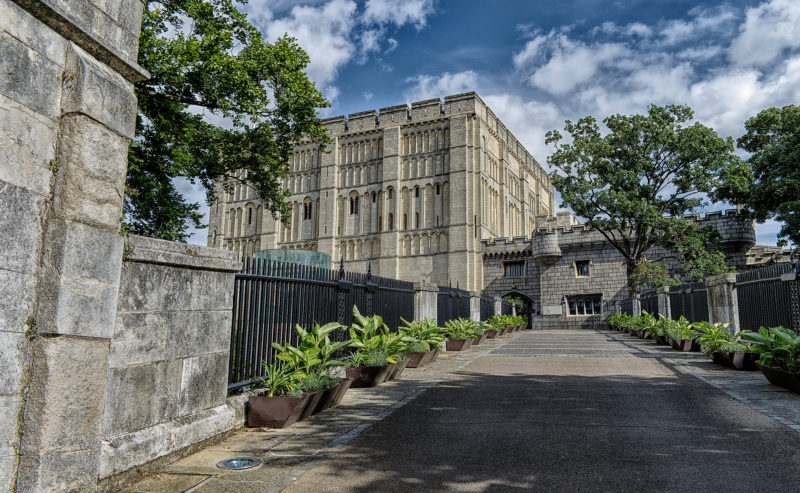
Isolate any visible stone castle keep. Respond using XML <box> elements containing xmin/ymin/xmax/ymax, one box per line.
<box><xmin>208</xmin><ymin>92</ymin><xmax>757</xmax><ymax>329</ymax></box>
<box><xmin>208</xmin><ymin>92</ymin><xmax>555</xmax><ymax>291</ymax></box>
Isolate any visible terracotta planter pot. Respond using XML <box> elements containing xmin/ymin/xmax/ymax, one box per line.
<box><xmin>757</xmin><ymin>364</ymin><xmax>800</xmax><ymax>393</ymax></box>
<box><xmin>670</xmin><ymin>338</ymin><xmax>700</xmax><ymax>352</ymax></box>
<box><xmin>446</xmin><ymin>338</ymin><xmax>473</xmax><ymax>351</ymax></box>
<box><xmin>298</xmin><ymin>391</ymin><xmax>324</xmax><ymax>421</ymax></box>
<box><xmin>346</xmin><ymin>364</ymin><xmax>393</xmax><ymax>388</ymax></box>
<box><xmin>390</xmin><ymin>358</ymin><xmax>410</xmax><ymax>380</ymax></box>
<box><xmin>485</xmin><ymin>330</ymin><xmax>499</xmax><ymax>339</ymax></box>
<box><xmin>471</xmin><ymin>333</ymin><xmax>488</xmax><ymax>345</ymax></box>
<box><xmin>313</xmin><ymin>378</ymin><xmax>353</xmax><ymax>414</ymax></box>
<box><xmin>247</xmin><ymin>394</ymin><xmax>310</xmax><ymax>428</ymax></box>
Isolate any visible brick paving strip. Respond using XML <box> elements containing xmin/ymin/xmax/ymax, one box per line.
<box><xmin>121</xmin><ymin>334</ymin><xmax>524</xmax><ymax>493</ymax></box>
<box><xmin>123</xmin><ymin>329</ymin><xmax>800</xmax><ymax>492</ymax></box>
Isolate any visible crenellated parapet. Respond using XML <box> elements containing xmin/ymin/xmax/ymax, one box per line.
<box><xmin>682</xmin><ymin>209</ymin><xmax>756</xmax><ymax>249</ymax></box>
<box><xmin>481</xmin><ymin>236</ymin><xmax>532</xmax><ymax>259</ymax></box>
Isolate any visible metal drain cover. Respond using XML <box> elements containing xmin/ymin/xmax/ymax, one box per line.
<box><xmin>215</xmin><ymin>457</ymin><xmax>262</xmax><ymax>470</ymax></box>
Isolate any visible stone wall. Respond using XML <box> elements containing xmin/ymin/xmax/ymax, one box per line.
<box><xmin>1</xmin><ymin>1</ymin><xmax>149</xmax><ymax>490</ymax></box>
<box><xmin>481</xmin><ymin>211</ymin><xmax>756</xmax><ymax>330</ymax></box>
<box><xmin>98</xmin><ymin>235</ymin><xmax>240</xmax><ymax>485</ymax></box>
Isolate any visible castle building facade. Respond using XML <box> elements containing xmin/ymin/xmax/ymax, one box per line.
<box><xmin>207</xmin><ymin>92</ymin><xmax>555</xmax><ymax>291</ymax></box>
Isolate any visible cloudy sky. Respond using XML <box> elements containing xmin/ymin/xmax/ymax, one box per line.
<box><xmin>183</xmin><ymin>0</ymin><xmax>799</xmax><ymax>246</ymax></box>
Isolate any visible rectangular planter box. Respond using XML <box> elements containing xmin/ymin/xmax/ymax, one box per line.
<box><xmin>446</xmin><ymin>338</ymin><xmax>473</xmax><ymax>351</ymax></box>
<box><xmin>314</xmin><ymin>378</ymin><xmax>353</xmax><ymax>414</ymax></box>
<box><xmin>346</xmin><ymin>364</ymin><xmax>393</xmax><ymax>388</ymax></box>
<box><xmin>247</xmin><ymin>394</ymin><xmax>311</xmax><ymax>428</ymax></box>
<box><xmin>471</xmin><ymin>333</ymin><xmax>488</xmax><ymax>345</ymax></box>
<box><xmin>389</xmin><ymin>358</ymin><xmax>410</xmax><ymax>380</ymax></box>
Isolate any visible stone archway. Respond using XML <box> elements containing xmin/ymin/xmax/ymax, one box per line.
<box><xmin>502</xmin><ymin>291</ymin><xmax>535</xmax><ymax>329</ymax></box>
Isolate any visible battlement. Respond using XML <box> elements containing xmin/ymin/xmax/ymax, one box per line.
<box><xmin>481</xmin><ymin>236</ymin><xmax>532</xmax><ymax>258</ymax></box>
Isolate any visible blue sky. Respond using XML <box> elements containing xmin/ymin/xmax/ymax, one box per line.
<box><xmin>182</xmin><ymin>0</ymin><xmax>800</xmax><ymax>246</ymax></box>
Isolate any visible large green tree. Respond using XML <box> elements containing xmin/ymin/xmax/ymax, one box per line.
<box><xmin>545</xmin><ymin>104</ymin><xmax>750</xmax><ymax>295</ymax></box>
<box><xmin>735</xmin><ymin>104</ymin><xmax>800</xmax><ymax>247</ymax></box>
<box><xmin>126</xmin><ymin>0</ymin><xmax>330</xmax><ymax>241</ymax></box>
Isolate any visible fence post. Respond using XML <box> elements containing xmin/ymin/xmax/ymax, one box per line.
<box><xmin>365</xmin><ymin>262</ymin><xmax>377</xmax><ymax>315</ymax></box>
<box><xmin>494</xmin><ymin>297</ymin><xmax>502</xmax><ymax>317</ymax></box>
<box><xmin>657</xmin><ymin>287</ymin><xmax>671</xmax><ymax>319</ymax></box>
<box><xmin>631</xmin><ymin>297</ymin><xmax>642</xmax><ymax>316</ymax></box>
<box><xmin>705</xmin><ymin>273</ymin><xmax>740</xmax><ymax>333</ymax></box>
<box><xmin>469</xmin><ymin>291</ymin><xmax>481</xmax><ymax>322</ymax></box>
<box><xmin>337</xmin><ymin>257</ymin><xmax>353</xmax><ymax>324</ymax></box>
<box><xmin>413</xmin><ymin>282</ymin><xmax>439</xmax><ymax>323</ymax></box>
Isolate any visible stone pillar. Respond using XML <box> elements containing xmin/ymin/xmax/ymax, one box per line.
<box><xmin>705</xmin><ymin>273</ymin><xmax>740</xmax><ymax>333</ymax></box>
<box><xmin>631</xmin><ymin>297</ymin><xmax>642</xmax><ymax>316</ymax></box>
<box><xmin>469</xmin><ymin>291</ymin><xmax>481</xmax><ymax>322</ymax></box>
<box><xmin>1</xmin><ymin>1</ymin><xmax>148</xmax><ymax>491</ymax></box>
<box><xmin>413</xmin><ymin>282</ymin><xmax>438</xmax><ymax>322</ymax></box>
<box><xmin>657</xmin><ymin>287</ymin><xmax>671</xmax><ymax>319</ymax></box>
<box><xmin>493</xmin><ymin>297</ymin><xmax>502</xmax><ymax>317</ymax></box>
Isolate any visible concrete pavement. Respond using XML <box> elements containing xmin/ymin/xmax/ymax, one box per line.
<box><xmin>124</xmin><ymin>330</ymin><xmax>800</xmax><ymax>492</ymax></box>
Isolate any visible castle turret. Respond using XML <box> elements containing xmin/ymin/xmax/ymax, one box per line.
<box><xmin>533</xmin><ymin>230</ymin><xmax>562</xmax><ymax>264</ymax></box>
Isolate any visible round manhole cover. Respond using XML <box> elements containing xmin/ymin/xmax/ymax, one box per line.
<box><xmin>215</xmin><ymin>457</ymin><xmax>262</xmax><ymax>470</ymax></box>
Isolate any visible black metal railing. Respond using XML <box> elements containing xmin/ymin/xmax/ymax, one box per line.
<box><xmin>640</xmin><ymin>290</ymin><xmax>659</xmax><ymax>315</ymax></box>
<box><xmin>480</xmin><ymin>294</ymin><xmax>494</xmax><ymax>320</ymax></box>
<box><xmin>501</xmin><ymin>300</ymin><xmax>514</xmax><ymax>316</ymax></box>
<box><xmin>229</xmin><ymin>258</ymin><xmax>414</xmax><ymax>391</ymax></box>
<box><xmin>621</xmin><ymin>298</ymin><xmax>634</xmax><ymax>316</ymax></box>
<box><xmin>437</xmin><ymin>285</ymin><xmax>471</xmax><ymax>323</ymax></box>
<box><xmin>736</xmin><ymin>263</ymin><xmax>799</xmax><ymax>332</ymax></box>
<box><xmin>668</xmin><ymin>281</ymin><xmax>708</xmax><ymax>323</ymax></box>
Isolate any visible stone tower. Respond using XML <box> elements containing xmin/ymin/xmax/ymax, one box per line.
<box><xmin>208</xmin><ymin>92</ymin><xmax>555</xmax><ymax>291</ymax></box>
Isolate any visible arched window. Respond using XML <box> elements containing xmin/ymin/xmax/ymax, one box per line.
<box><xmin>436</xmin><ymin>183</ymin><xmax>441</xmax><ymax>195</ymax></box>
<box><xmin>415</xmin><ymin>186</ymin><xmax>419</xmax><ymax>198</ymax></box>
<box><xmin>403</xmin><ymin>214</ymin><xmax>408</xmax><ymax>230</ymax></box>
<box><xmin>388</xmin><ymin>188</ymin><xmax>394</xmax><ymax>199</ymax></box>
<box><xmin>248</xmin><ymin>208</ymin><xmax>252</xmax><ymax>225</ymax></box>
<box><xmin>415</xmin><ymin>212</ymin><xmax>420</xmax><ymax>228</ymax></box>
<box><xmin>372</xmin><ymin>191</ymin><xmax>376</xmax><ymax>202</ymax></box>
<box><xmin>388</xmin><ymin>213</ymin><xmax>394</xmax><ymax>230</ymax></box>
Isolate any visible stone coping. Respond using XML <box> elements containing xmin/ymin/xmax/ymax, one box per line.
<box><xmin>124</xmin><ymin>234</ymin><xmax>241</xmax><ymax>272</ymax></box>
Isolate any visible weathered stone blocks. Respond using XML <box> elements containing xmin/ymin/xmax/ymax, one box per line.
<box><xmin>36</xmin><ymin>219</ymin><xmax>123</xmax><ymax>338</ymax></box>
<box><xmin>0</xmin><ymin>30</ymin><xmax>63</xmax><ymax>119</ymax></box>
<box><xmin>53</xmin><ymin>114</ymin><xmax>130</xmax><ymax>229</ymax></box>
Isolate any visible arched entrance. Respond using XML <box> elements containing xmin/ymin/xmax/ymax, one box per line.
<box><xmin>502</xmin><ymin>291</ymin><xmax>535</xmax><ymax>330</ymax></box>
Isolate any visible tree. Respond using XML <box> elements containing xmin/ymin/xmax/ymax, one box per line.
<box><xmin>126</xmin><ymin>0</ymin><xmax>330</xmax><ymax>241</ymax></box>
<box><xmin>735</xmin><ymin>105</ymin><xmax>800</xmax><ymax>247</ymax></box>
<box><xmin>545</xmin><ymin>104</ymin><xmax>750</xmax><ymax>296</ymax></box>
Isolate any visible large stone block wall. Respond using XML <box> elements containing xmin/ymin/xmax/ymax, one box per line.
<box><xmin>99</xmin><ymin>235</ymin><xmax>240</xmax><ymax>484</ymax></box>
<box><xmin>482</xmin><ymin>211</ymin><xmax>756</xmax><ymax>330</ymax></box>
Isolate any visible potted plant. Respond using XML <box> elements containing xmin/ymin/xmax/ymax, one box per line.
<box><xmin>398</xmin><ymin>318</ymin><xmax>444</xmax><ymax>368</ymax></box>
<box><xmin>444</xmin><ymin>318</ymin><xmax>475</xmax><ymax>351</ymax></box>
<box><xmin>272</xmin><ymin>321</ymin><xmax>353</xmax><ymax>416</ymax></box>
<box><xmin>345</xmin><ymin>306</ymin><xmax>409</xmax><ymax>387</ymax></box>
<box><xmin>667</xmin><ymin>318</ymin><xmax>699</xmax><ymax>352</ymax></box>
<box><xmin>649</xmin><ymin>315</ymin><xmax>673</xmax><ymax>345</ymax></box>
<box><xmin>742</xmin><ymin>326</ymin><xmax>800</xmax><ymax>392</ymax></box>
<box><xmin>469</xmin><ymin>321</ymin><xmax>488</xmax><ymax>345</ymax></box>
<box><xmin>247</xmin><ymin>362</ymin><xmax>309</xmax><ymax>428</ymax></box>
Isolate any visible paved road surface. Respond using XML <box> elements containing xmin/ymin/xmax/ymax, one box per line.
<box><xmin>282</xmin><ymin>330</ymin><xmax>800</xmax><ymax>492</ymax></box>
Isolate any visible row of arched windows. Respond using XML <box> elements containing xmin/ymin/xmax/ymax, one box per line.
<box><xmin>339</xmin><ymin>137</ymin><xmax>383</xmax><ymax>164</ymax></box>
<box><xmin>225</xmin><ymin>203</ymin><xmax>262</xmax><ymax>238</ymax></box>
<box><xmin>401</xmin><ymin>153</ymin><xmax>449</xmax><ymax>180</ymax></box>
<box><xmin>286</xmin><ymin>172</ymin><xmax>319</xmax><ymax>194</ymax></box>
<box><xmin>400</xmin><ymin>232</ymin><xmax>448</xmax><ymax>256</ymax></box>
<box><xmin>291</xmin><ymin>148</ymin><xmax>319</xmax><ymax>172</ymax></box>
<box><xmin>402</xmin><ymin>127</ymin><xmax>449</xmax><ymax>155</ymax></box>
<box><xmin>224</xmin><ymin>238</ymin><xmax>260</xmax><ymax>259</ymax></box>
<box><xmin>338</xmin><ymin>163</ymin><xmax>380</xmax><ymax>188</ymax></box>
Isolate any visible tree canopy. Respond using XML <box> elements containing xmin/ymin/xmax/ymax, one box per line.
<box><xmin>734</xmin><ymin>104</ymin><xmax>800</xmax><ymax>247</ymax></box>
<box><xmin>545</xmin><ymin>104</ymin><xmax>750</xmax><ymax>294</ymax></box>
<box><xmin>126</xmin><ymin>0</ymin><xmax>330</xmax><ymax>241</ymax></box>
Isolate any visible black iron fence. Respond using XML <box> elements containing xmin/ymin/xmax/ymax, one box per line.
<box><xmin>229</xmin><ymin>258</ymin><xmax>414</xmax><ymax>391</ymax></box>
<box><xmin>437</xmin><ymin>285</ymin><xmax>471</xmax><ymax>324</ymax></box>
<box><xmin>480</xmin><ymin>294</ymin><xmax>494</xmax><ymax>321</ymax></box>
<box><xmin>501</xmin><ymin>300</ymin><xmax>514</xmax><ymax>316</ymax></box>
<box><xmin>736</xmin><ymin>263</ymin><xmax>799</xmax><ymax>332</ymax></box>
<box><xmin>640</xmin><ymin>290</ymin><xmax>659</xmax><ymax>315</ymax></box>
<box><xmin>668</xmin><ymin>282</ymin><xmax>709</xmax><ymax>323</ymax></box>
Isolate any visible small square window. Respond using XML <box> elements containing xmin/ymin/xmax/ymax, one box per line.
<box><xmin>575</xmin><ymin>260</ymin><xmax>591</xmax><ymax>277</ymax></box>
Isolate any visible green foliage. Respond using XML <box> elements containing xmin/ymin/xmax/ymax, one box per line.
<box><xmin>486</xmin><ymin>315</ymin><xmax>526</xmax><ymax>329</ymax></box>
<box><xmin>347</xmin><ymin>306</ymin><xmax>413</xmax><ymax>367</ymax></box>
<box><xmin>734</xmin><ymin>105</ymin><xmax>800</xmax><ymax>245</ymax></box>
<box><xmin>546</xmin><ymin>104</ymin><xmax>746</xmax><ymax>294</ymax></box>
<box><xmin>299</xmin><ymin>372</ymin><xmax>339</xmax><ymax>393</ymax></box>
<box><xmin>628</xmin><ymin>263</ymin><xmax>679</xmax><ymax>294</ymax></box>
<box><xmin>128</xmin><ymin>0</ymin><xmax>330</xmax><ymax>241</ymax></box>
<box><xmin>692</xmin><ymin>321</ymin><xmax>734</xmax><ymax>354</ymax></box>
<box><xmin>741</xmin><ymin>326</ymin><xmax>800</xmax><ymax>372</ymax></box>
<box><xmin>398</xmin><ymin>318</ymin><xmax>445</xmax><ymax>352</ymax></box>
<box><xmin>717</xmin><ymin>341</ymin><xmax>752</xmax><ymax>353</ymax></box>
<box><xmin>257</xmin><ymin>361</ymin><xmax>297</xmax><ymax>397</ymax></box>
<box><xmin>444</xmin><ymin>318</ymin><xmax>476</xmax><ymax>340</ymax></box>
<box><xmin>665</xmin><ymin>316</ymin><xmax>697</xmax><ymax>341</ymax></box>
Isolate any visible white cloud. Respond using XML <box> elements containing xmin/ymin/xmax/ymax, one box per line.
<box><xmin>404</xmin><ymin>71</ymin><xmax>479</xmax><ymax>102</ymax></box>
<box><xmin>385</xmin><ymin>37</ymin><xmax>399</xmax><ymax>54</ymax></box>
<box><xmin>729</xmin><ymin>0</ymin><xmax>800</xmax><ymax>68</ymax></box>
<box><xmin>363</xmin><ymin>0</ymin><xmax>435</xmax><ymax>29</ymax></box>
<box><xmin>261</xmin><ymin>0</ymin><xmax>357</xmax><ymax>90</ymax></box>
<box><xmin>659</xmin><ymin>5</ymin><xmax>737</xmax><ymax>46</ymax></box>
<box><xmin>363</xmin><ymin>90</ymin><xmax>373</xmax><ymax>101</ymax></box>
